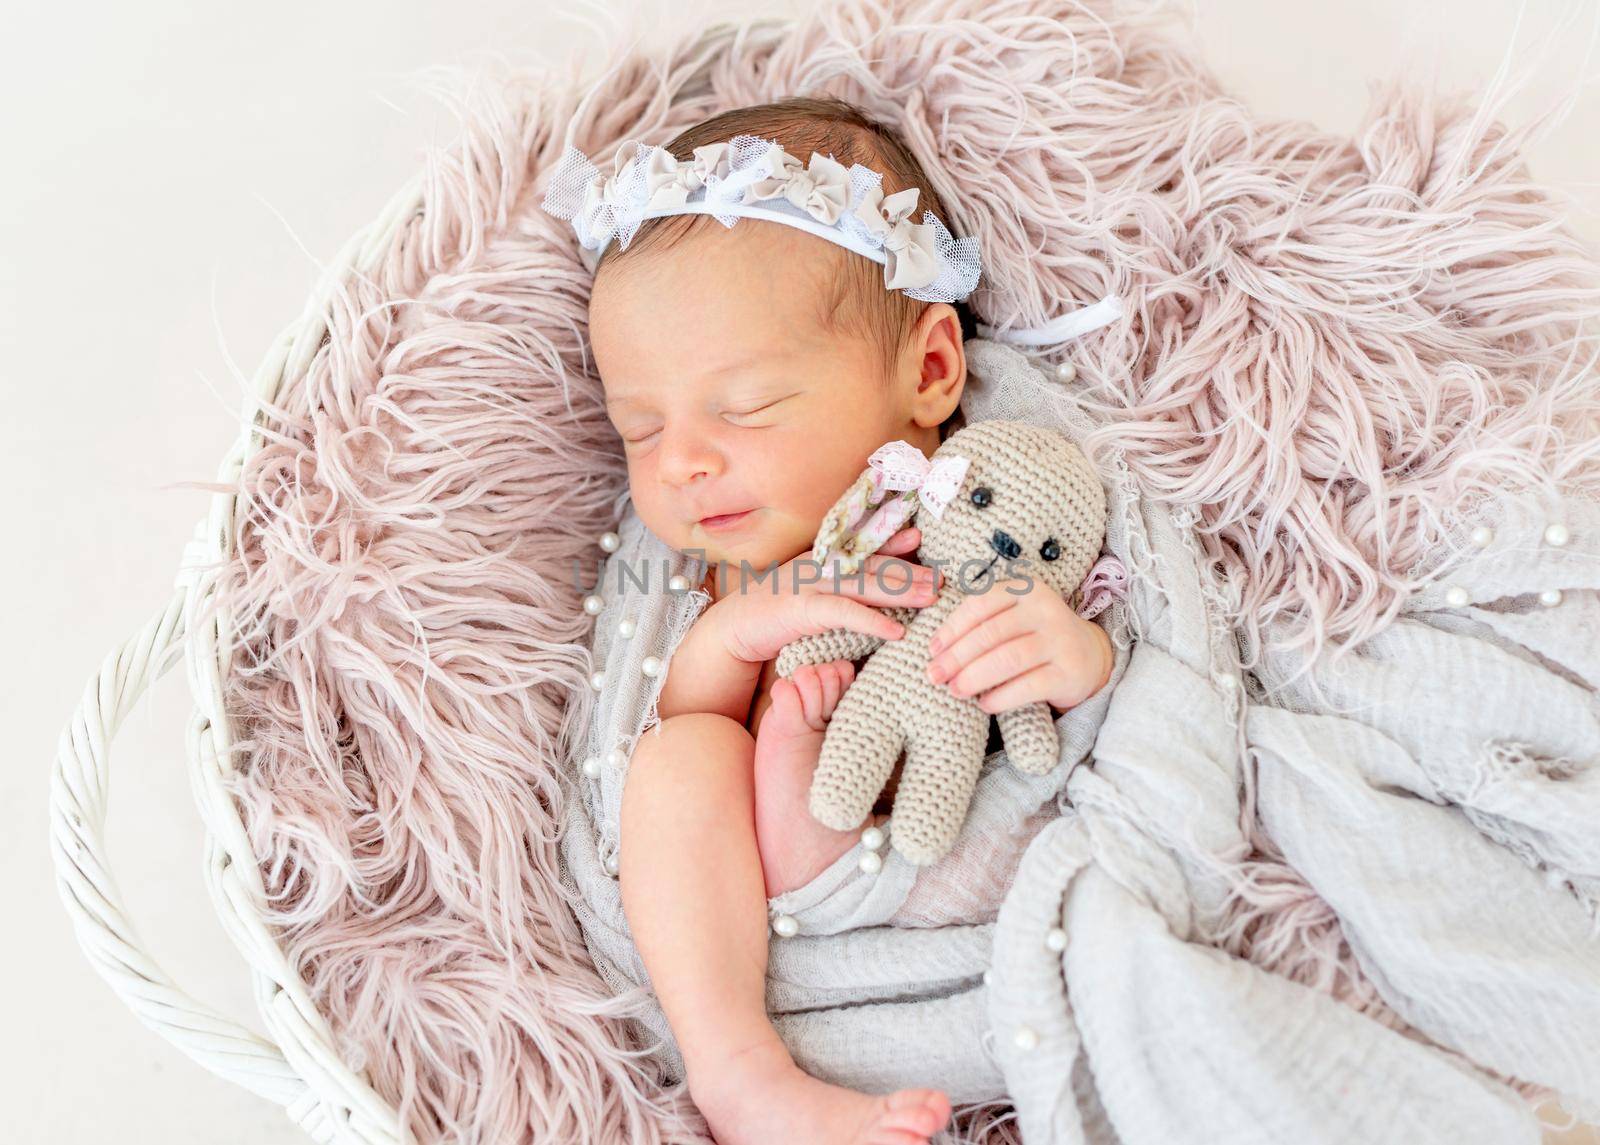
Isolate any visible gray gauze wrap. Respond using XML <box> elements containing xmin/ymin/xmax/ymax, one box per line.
<box><xmin>559</xmin><ymin>338</ymin><xmax>1600</xmax><ymax>1143</ymax></box>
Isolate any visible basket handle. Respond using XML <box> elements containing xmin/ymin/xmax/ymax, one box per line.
<box><xmin>49</xmin><ymin>588</ymin><xmax>348</xmax><ymax>1138</ymax></box>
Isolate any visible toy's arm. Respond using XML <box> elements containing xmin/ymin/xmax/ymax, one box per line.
<box><xmin>775</xmin><ymin>606</ymin><xmax>916</xmax><ymax>677</ymax></box>
<box><xmin>997</xmin><ymin>701</ymin><xmax>1061</xmax><ymax>776</ymax></box>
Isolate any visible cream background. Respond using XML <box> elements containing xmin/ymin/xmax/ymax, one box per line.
<box><xmin>3</xmin><ymin>1</ymin><xmax>1595</xmax><ymax>1140</ymax></box>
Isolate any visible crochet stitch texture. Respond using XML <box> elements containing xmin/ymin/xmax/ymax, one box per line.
<box><xmin>776</xmin><ymin>419</ymin><xmax>1108</xmax><ymax>864</ymax></box>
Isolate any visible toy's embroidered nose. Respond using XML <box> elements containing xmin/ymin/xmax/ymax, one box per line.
<box><xmin>990</xmin><ymin>529</ymin><xmax>1021</xmax><ymax>559</ymax></box>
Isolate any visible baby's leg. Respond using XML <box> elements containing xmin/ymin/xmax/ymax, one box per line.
<box><xmin>755</xmin><ymin>661</ymin><xmax>890</xmax><ymax>898</ymax></box>
<box><xmin>621</xmin><ymin>714</ymin><xmax>778</xmax><ymax>1089</ymax></box>
<box><xmin>620</xmin><ymin>712</ymin><xmax>953</xmax><ymax>1145</ymax></box>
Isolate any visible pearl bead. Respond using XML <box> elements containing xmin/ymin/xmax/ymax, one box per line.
<box><xmin>668</xmin><ymin>574</ymin><xmax>690</xmax><ymax>592</ymax></box>
<box><xmin>603</xmin><ymin>853</ymin><xmax>620</xmax><ymax>877</ymax></box>
<box><xmin>859</xmin><ymin>851</ymin><xmax>883</xmax><ymax>875</ymax></box>
<box><xmin>861</xmin><ymin>826</ymin><xmax>886</xmax><ymax>851</ymax></box>
<box><xmin>1470</xmin><ymin>525</ymin><xmax>1494</xmax><ymax>548</ymax></box>
<box><xmin>1053</xmin><ymin>360</ymin><xmax>1077</xmax><ymax>384</ymax></box>
<box><xmin>1544</xmin><ymin>523</ymin><xmax>1570</xmax><ymax>547</ymax></box>
<box><xmin>589</xmin><ymin>670</ymin><xmax>606</xmax><ymax>691</ymax></box>
<box><xmin>771</xmin><ymin>914</ymin><xmax>799</xmax><ymax>937</ymax></box>
<box><xmin>1540</xmin><ymin>589</ymin><xmax>1563</xmax><ymax>607</ymax></box>
<box><xmin>581</xmin><ymin>755</ymin><xmax>601</xmax><ymax>778</ymax></box>
<box><xmin>640</xmin><ymin>655</ymin><xmax>663</xmax><ymax>678</ymax></box>
<box><xmin>1013</xmin><ymin>1025</ymin><xmax>1039</xmax><ymax>1051</ymax></box>
<box><xmin>1045</xmin><ymin>927</ymin><xmax>1067</xmax><ymax>952</ymax></box>
<box><xmin>617</xmin><ymin>617</ymin><xmax>637</xmax><ymax>639</ymax></box>
<box><xmin>606</xmin><ymin>748</ymin><xmax>626</xmax><ymax>769</ymax></box>
<box><xmin>1444</xmin><ymin>586</ymin><xmax>1470</xmax><ymax>607</ymax></box>
<box><xmin>599</xmin><ymin>531</ymin><xmax>621</xmax><ymax>553</ymax></box>
<box><xmin>981</xmin><ymin>969</ymin><xmax>992</xmax><ymax>986</ymax></box>
<box><xmin>583</xmin><ymin>594</ymin><xmax>605</xmax><ymax>616</ymax></box>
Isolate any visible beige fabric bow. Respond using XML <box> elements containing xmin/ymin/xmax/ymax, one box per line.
<box><xmin>642</xmin><ymin>142</ymin><xmax>734</xmax><ymax>209</ymax></box>
<box><xmin>741</xmin><ymin>150</ymin><xmax>852</xmax><ymax>224</ymax></box>
<box><xmin>577</xmin><ymin>140</ymin><xmax>659</xmax><ymax>230</ymax></box>
<box><xmin>852</xmin><ymin>185</ymin><xmax>940</xmax><ymax>290</ymax></box>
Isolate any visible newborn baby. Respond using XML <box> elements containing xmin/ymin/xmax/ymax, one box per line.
<box><xmin>577</xmin><ymin>98</ymin><xmax>1113</xmax><ymax>1145</ymax></box>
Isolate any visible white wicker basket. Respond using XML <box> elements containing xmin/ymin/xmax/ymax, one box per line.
<box><xmin>47</xmin><ymin>176</ymin><xmax>428</xmax><ymax>1145</ymax></box>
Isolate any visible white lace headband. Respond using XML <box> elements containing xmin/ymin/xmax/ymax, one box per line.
<box><xmin>540</xmin><ymin>131</ymin><xmax>1124</xmax><ymax>344</ymax></box>
<box><xmin>541</xmin><ymin>133</ymin><xmax>981</xmax><ymax>303</ymax></box>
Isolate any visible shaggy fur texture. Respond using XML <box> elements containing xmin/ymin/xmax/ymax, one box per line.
<box><xmin>198</xmin><ymin>0</ymin><xmax>1600</xmax><ymax>1140</ymax></box>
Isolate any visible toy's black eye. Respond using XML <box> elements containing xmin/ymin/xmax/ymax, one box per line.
<box><xmin>1040</xmin><ymin>538</ymin><xmax>1061</xmax><ymax>562</ymax></box>
<box><xmin>970</xmin><ymin>486</ymin><xmax>992</xmax><ymax>508</ymax></box>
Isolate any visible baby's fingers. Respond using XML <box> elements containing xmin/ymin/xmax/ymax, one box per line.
<box><xmin>876</xmin><ymin>526</ymin><xmax>921</xmax><ymax>557</ymax></box>
<box><xmin>830</xmin><ymin>553</ymin><xmax>940</xmax><ymax>608</ymax></box>
<box><xmin>800</xmin><ymin>593</ymin><xmax>905</xmax><ymax>642</ymax></box>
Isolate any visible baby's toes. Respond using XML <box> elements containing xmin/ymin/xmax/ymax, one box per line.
<box><xmin>881</xmin><ymin>1089</ymin><xmax>952</xmax><ymax>1136</ymax></box>
<box><xmin>788</xmin><ymin>664</ymin><xmax>829</xmax><ymax>731</ymax></box>
<box><xmin>871</xmin><ymin>1088</ymin><xmax>952</xmax><ymax>1142</ymax></box>
<box><xmin>762</xmin><ymin>676</ymin><xmax>806</xmax><ymax>731</ymax></box>
<box><xmin>817</xmin><ymin>659</ymin><xmax>855</xmax><ymax>717</ymax></box>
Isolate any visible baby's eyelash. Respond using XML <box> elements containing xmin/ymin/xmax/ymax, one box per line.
<box><xmin>726</xmin><ymin>400</ymin><xmax>781</xmax><ymax>418</ymax></box>
<box><xmin>620</xmin><ymin>394</ymin><xmax>794</xmax><ymax>444</ymax></box>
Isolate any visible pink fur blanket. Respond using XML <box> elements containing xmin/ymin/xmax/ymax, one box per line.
<box><xmin>204</xmin><ymin>0</ymin><xmax>1600</xmax><ymax>1140</ymax></box>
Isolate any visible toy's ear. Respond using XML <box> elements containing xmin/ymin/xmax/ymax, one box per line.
<box><xmin>810</xmin><ymin>466</ymin><xmax>920</xmax><ymax>574</ymax></box>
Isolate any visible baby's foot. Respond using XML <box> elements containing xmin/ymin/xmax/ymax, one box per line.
<box><xmin>693</xmin><ymin>1034</ymin><xmax>952</xmax><ymax>1145</ymax></box>
<box><xmin>753</xmin><ymin>660</ymin><xmax>887</xmax><ymax>898</ymax></box>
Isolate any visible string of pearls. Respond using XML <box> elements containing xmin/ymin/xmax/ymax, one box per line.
<box><xmin>770</xmin><ymin>821</ymin><xmax>893</xmax><ymax>936</ymax></box>
<box><xmin>978</xmin><ymin>922</ymin><xmax>1071</xmax><ymax>1054</ymax></box>
<box><xmin>1441</xmin><ymin>520</ymin><xmax>1572</xmax><ymax>610</ymax></box>
<box><xmin>580</xmin><ymin>528</ymin><xmax>710</xmax><ymax>879</ymax></box>
<box><xmin>586</xmin><ymin>528</ymin><xmax>629</xmax><ymax>878</ymax></box>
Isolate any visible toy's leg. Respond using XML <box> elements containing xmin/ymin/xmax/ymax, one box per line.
<box><xmin>891</xmin><ymin>717</ymin><xmax>991</xmax><ymax>865</ymax></box>
<box><xmin>807</xmin><ymin>684</ymin><xmax>907</xmax><ymax>832</ymax></box>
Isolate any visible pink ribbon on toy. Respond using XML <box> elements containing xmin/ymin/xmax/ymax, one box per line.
<box><xmin>809</xmin><ymin>440</ymin><xmax>971</xmax><ymax>574</ymax></box>
<box><xmin>868</xmin><ymin>440</ymin><xmax>970</xmax><ymax>519</ymax></box>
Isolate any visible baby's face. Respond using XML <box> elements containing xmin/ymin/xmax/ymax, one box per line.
<box><xmin>589</xmin><ymin>223</ymin><xmax>930</xmax><ymax>572</ymax></box>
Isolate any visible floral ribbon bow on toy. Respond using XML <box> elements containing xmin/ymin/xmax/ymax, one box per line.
<box><xmin>812</xmin><ymin>440</ymin><xmax>971</xmax><ymax>574</ymax></box>
<box><xmin>813</xmin><ymin>439</ymin><xmax>1131</xmax><ymax>617</ymax></box>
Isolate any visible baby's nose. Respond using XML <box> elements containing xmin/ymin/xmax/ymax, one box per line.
<box><xmin>989</xmin><ymin>529</ymin><xmax>1021</xmax><ymax>559</ymax></box>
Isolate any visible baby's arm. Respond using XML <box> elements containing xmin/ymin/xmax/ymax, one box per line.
<box><xmin>655</xmin><ymin>534</ymin><xmax>929</xmax><ymax>720</ymax></box>
<box><xmin>654</xmin><ymin>599</ymin><xmax>759</xmax><ymax>722</ymax></box>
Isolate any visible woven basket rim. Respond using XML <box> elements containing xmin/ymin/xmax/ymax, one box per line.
<box><xmin>178</xmin><ymin>174</ymin><xmax>434</xmax><ymax>1144</ymax></box>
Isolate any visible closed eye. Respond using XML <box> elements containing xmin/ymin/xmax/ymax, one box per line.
<box><xmin>723</xmin><ymin>394</ymin><xmax>795</xmax><ymax>423</ymax></box>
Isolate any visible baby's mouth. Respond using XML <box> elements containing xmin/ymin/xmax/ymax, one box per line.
<box><xmin>698</xmin><ymin>508</ymin><xmax>757</xmax><ymax>530</ymax></box>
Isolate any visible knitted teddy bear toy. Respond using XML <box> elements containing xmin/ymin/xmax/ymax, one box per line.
<box><xmin>775</xmin><ymin>419</ymin><xmax>1109</xmax><ymax>866</ymax></box>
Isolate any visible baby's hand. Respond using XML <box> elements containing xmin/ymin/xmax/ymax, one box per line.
<box><xmin>923</xmin><ymin>577</ymin><xmax>1113</xmax><ymax>715</ymax></box>
<box><xmin>706</xmin><ymin>526</ymin><xmax>941</xmax><ymax>665</ymax></box>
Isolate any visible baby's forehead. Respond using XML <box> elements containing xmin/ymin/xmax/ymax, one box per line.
<box><xmin>591</xmin><ymin>222</ymin><xmax>848</xmax><ymax>343</ymax></box>
<box><xmin>601</xmin><ymin>219</ymin><xmax>843</xmax><ymax>299</ymax></box>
